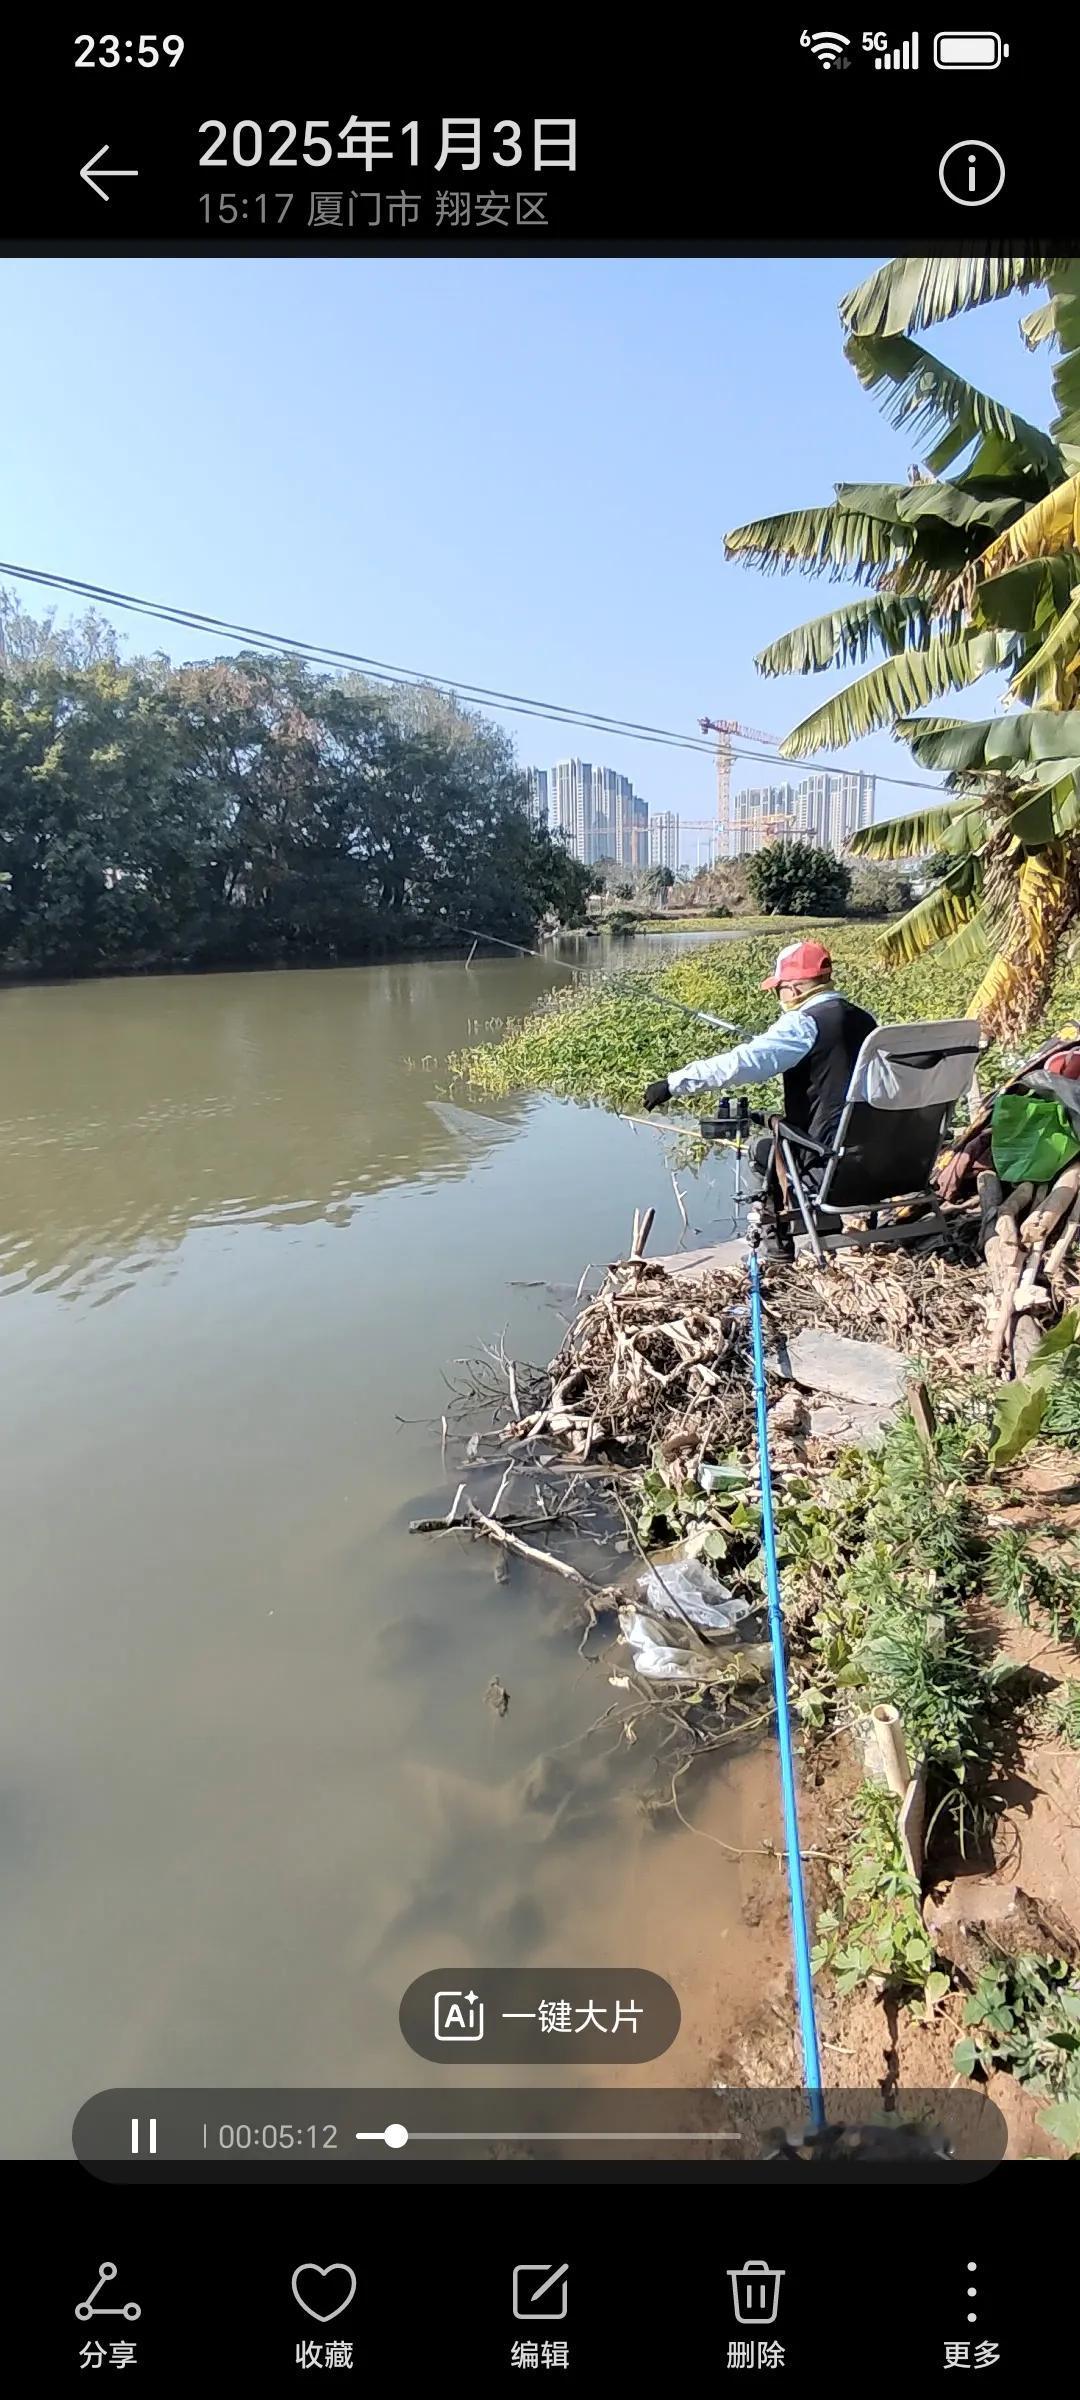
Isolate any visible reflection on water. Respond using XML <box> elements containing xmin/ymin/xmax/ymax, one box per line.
<box><xmin>0</xmin><ymin>948</ymin><xmax>766</xmax><ymax>2155</ymax></box>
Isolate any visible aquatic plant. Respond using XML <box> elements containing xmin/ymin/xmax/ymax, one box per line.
<box><xmin>451</xmin><ymin>925</ymin><xmax>1080</xmax><ymax>1111</ymax></box>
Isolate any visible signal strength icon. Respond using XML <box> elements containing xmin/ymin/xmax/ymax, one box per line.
<box><xmin>875</xmin><ymin>30</ymin><xmax>920</xmax><ymax>70</ymax></box>
<box><xmin>800</xmin><ymin>30</ymin><xmax>852</xmax><ymax>69</ymax></box>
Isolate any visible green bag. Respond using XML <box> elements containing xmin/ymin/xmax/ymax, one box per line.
<box><xmin>991</xmin><ymin>1090</ymin><xmax>1080</xmax><ymax>1184</ymax></box>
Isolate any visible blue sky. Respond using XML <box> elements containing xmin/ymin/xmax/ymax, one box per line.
<box><xmin>0</xmin><ymin>255</ymin><xmax>1057</xmax><ymax>832</ymax></box>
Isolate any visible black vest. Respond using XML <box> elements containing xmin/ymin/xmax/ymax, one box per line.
<box><xmin>783</xmin><ymin>992</ymin><xmax>878</xmax><ymax>1146</ymax></box>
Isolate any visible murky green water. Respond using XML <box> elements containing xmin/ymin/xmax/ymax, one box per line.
<box><xmin>0</xmin><ymin>941</ymin><xmax>770</xmax><ymax>2155</ymax></box>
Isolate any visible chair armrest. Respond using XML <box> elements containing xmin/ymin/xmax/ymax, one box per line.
<box><xmin>776</xmin><ymin>1122</ymin><xmax>831</xmax><ymax>1158</ymax></box>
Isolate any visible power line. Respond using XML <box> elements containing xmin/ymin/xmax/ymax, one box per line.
<box><xmin>0</xmin><ymin>558</ymin><xmax>948</xmax><ymax>800</ymax></box>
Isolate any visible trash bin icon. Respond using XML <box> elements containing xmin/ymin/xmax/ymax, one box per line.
<box><xmin>728</xmin><ymin>2260</ymin><xmax>784</xmax><ymax>2326</ymax></box>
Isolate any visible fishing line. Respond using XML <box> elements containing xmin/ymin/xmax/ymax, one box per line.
<box><xmin>455</xmin><ymin>924</ymin><xmax>740</xmax><ymax>1034</ymax></box>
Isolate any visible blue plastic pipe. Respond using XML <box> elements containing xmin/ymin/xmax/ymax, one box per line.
<box><xmin>746</xmin><ymin>1245</ymin><xmax>826</xmax><ymax>2129</ymax></box>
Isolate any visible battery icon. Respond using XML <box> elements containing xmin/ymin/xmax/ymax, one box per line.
<box><xmin>933</xmin><ymin>32</ymin><xmax>1009</xmax><ymax>68</ymax></box>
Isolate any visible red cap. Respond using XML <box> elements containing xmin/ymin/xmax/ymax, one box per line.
<box><xmin>761</xmin><ymin>939</ymin><xmax>832</xmax><ymax>992</ymax></box>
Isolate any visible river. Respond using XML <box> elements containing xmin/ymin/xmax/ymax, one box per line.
<box><xmin>0</xmin><ymin>938</ymin><xmax>778</xmax><ymax>2155</ymax></box>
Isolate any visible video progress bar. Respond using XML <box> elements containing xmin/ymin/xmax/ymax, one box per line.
<box><xmin>353</xmin><ymin>2125</ymin><xmax>740</xmax><ymax>2147</ymax></box>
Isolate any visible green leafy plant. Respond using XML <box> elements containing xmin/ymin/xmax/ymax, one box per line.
<box><xmin>1045</xmin><ymin>1680</ymin><xmax>1080</xmax><ymax>1747</ymax></box>
<box><xmin>635</xmin><ymin>1458</ymin><xmax>756</xmax><ymax>1566</ymax></box>
<box><xmin>811</xmin><ymin>1783</ymin><xmax>936</xmax><ymax>1998</ymax></box>
<box><xmin>746</xmin><ymin>838</ymin><xmax>852</xmax><ymax>919</ymax></box>
<box><xmin>953</xmin><ymin>1953</ymin><xmax>1080</xmax><ymax>2151</ymax></box>
<box><xmin>989</xmin><ymin>1310</ymin><xmax>1080</xmax><ymax>1466</ymax></box>
<box><xmin>786</xmin><ymin>1409</ymin><xmax>992</xmax><ymax>1843</ymax></box>
<box><xmin>725</xmin><ymin>255</ymin><xmax>1080</xmax><ymax>1038</ymax></box>
<box><xmin>988</xmin><ymin>1526</ymin><xmax>1080</xmax><ymax>1646</ymax></box>
<box><xmin>452</xmin><ymin>923</ymin><xmax>1080</xmax><ymax>1112</ymax></box>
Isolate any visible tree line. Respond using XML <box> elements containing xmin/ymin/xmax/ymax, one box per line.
<box><xmin>0</xmin><ymin>594</ymin><xmax>592</xmax><ymax>978</ymax></box>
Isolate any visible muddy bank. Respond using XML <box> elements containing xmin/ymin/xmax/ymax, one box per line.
<box><xmin>421</xmin><ymin>1224</ymin><xmax>1080</xmax><ymax>2157</ymax></box>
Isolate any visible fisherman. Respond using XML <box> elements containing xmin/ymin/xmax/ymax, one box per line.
<box><xmin>642</xmin><ymin>939</ymin><xmax>877</xmax><ymax>1242</ymax></box>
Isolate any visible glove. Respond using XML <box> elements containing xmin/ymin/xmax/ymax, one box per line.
<box><xmin>642</xmin><ymin>1078</ymin><xmax>671</xmax><ymax>1112</ymax></box>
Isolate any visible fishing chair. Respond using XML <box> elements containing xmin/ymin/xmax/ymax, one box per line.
<box><xmin>705</xmin><ymin>1019</ymin><xmax>983</xmax><ymax>1265</ymax></box>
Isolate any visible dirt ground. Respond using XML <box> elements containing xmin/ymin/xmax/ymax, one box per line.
<box><xmin>705</xmin><ymin>1445</ymin><xmax>1080</xmax><ymax>2159</ymax></box>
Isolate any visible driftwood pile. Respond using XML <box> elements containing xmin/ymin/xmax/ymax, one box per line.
<box><xmin>501</xmin><ymin>1253</ymin><xmax>753</xmax><ymax>1467</ymax></box>
<box><xmin>764</xmin><ymin>1248</ymin><xmax>991</xmax><ymax>1381</ymax></box>
<box><xmin>979</xmin><ymin>1162</ymin><xmax>1080</xmax><ymax>1378</ymax></box>
<box><xmin>498</xmin><ymin>1235</ymin><xmax>1000</xmax><ymax>1476</ymax></box>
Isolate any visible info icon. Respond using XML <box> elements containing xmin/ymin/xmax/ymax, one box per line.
<box><xmin>938</xmin><ymin>141</ymin><xmax>1005</xmax><ymax>208</ymax></box>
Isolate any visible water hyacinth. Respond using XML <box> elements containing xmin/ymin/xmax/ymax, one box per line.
<box><xmin>450</xmin><ymin>927</ymin><xmax>1080</xmax><ymax>1112</ymax></box>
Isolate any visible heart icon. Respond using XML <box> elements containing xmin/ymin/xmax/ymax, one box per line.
<box><xmin>291</xmin><ymin>2263</ymin><xmax>357</xmax><ymax>2323</ymax></box>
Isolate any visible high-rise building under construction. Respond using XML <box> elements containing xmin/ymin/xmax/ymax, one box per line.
<box><xmin>729</xmin><ymin>769</ymin><xmax>875</xmax><ymax>856</ymax></box>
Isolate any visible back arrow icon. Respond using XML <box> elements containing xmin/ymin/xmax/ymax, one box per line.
<box><xmin>81</xmin><ymin>144</ymin><xmax>139</xmax><ymax>202</ymax></box>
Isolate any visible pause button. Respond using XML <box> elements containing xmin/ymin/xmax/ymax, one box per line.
<box><xmin>130</xmin><ymin>2117</ymin><xmax>157</xmax><ymax>2155</ymax></box>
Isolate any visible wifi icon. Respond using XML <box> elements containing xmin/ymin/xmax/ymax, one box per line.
<box><xmin>801</xmin><ymin>28</ymin><xmax>851</xmax><ymax>68</ymax></box>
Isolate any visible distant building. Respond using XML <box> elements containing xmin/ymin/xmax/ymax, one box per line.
<box><xmin>730</xmin><ymin>770</ymin><xmax>875</xmax><ymax>856</ymax></box>
<box><xmin>648</xmin><ymin>811</ymin><xmax>680</xmax><ymax>871</ymax></box>
<box><xmin>525</xmin><ymin>767</ymin><xmax>548</xmax><ymax>828</ymax></box>
<box><xmin>593</xmin><ymin>764</ymin><xmax>636</xmax><ymax>865</ymax></box>
<box><xmin>540</xmin><ymin>758</ymin><xmax>649</xmax><ymax>866</ymax></box>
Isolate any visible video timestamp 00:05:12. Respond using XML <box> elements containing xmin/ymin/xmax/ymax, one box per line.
<box><xmin>204</xmin><ymin>2122</ymin><xmax>341</xmax><ymax>2149</ymax></box>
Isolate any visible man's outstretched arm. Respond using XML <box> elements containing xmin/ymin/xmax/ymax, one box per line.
<box><xmin>662</xmin><ymin>1008</ymin><xmax>820</xmax><ymax>1100</ymax></box>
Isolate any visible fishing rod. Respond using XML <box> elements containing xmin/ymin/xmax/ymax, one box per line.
<box><xmin>745</xmin><ymin>1203</ymin><xmax>826</xmax><ymax>2132</ymax></box>
<box><xmin>455</xmin><ymin>923</ymin><xmax>741</xmax><ymax>1036</ymax></box>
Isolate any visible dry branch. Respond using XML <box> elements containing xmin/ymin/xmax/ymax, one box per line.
<box><xmin>1020</xmin><ymin>1162</ymin><xmax>1080</xmax><ymax>1251</ymax></box>
<box><xmin>463</xmin><ymin>1501</ymin><xmax>610</xmax><ymax>1600</ymax></box>
<box><xmin>1047</xmin><ymin>1193</ymin><xmax>1080</xmax><ymax>1283</ymax></box>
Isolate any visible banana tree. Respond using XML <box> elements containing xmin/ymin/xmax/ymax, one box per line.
<box><xmin>725</xmin><ymin>256</ymin><xmax>1080</xmax><ymax>1034</ymax></box>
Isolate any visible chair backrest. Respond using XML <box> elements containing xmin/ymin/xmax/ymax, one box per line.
<box><xmin>818</xmin><ymin>1019</ymin><xmax>981</xmax><ymax>1208</ymax></box>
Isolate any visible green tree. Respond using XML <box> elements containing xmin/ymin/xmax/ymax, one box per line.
<box><xmin>726</xmin><ymin>256</ymin><xmax>1080</xmax><ymax>1035</ymax></box>
<box><xmin>746</xmin><ymin>839</ymin><xmax>851</xmax><ymax>917</ymax></box>
<box><xmin>0</xmin><ymin>612</ymin><xmax>581</xmax><ymax>976</ymax></box>
<box><xmin>846</xmin><ymin>857</ymin><xmax>914</xmax><ymax>918</ymax></box>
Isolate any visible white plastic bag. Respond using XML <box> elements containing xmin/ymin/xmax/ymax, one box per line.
<box><xmin>634</xmin><ymin>1557</ymin><xmax>752</xmax><ymax>1636</ymax></box>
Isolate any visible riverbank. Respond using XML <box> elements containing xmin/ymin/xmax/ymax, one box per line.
<box><xmin>633</xmin><ymin>912</ymin><xmax>866</xmax><ymax>935</ymax></box>
<box><xmin>427</xmin><ymin>1233</ymin><xmax>1080</xmax><ymax>2155</ymax></box>
<box><xmin>442</xmin><ymin>929</ymin><xmax>1080</xmax><ymax>2153</ymax></box>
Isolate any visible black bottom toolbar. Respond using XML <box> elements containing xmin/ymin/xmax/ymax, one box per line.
<box><xmin>8</xmin><ymin>2163</ymin><xmax>1073</xmax><ymax>2391</ymax></box>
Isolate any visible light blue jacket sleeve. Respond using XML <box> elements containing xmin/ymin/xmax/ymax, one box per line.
<box><xmin>667</xmin><ymin>1006</ymin><xmax>819</xmax><ymax>1098</ymax></box>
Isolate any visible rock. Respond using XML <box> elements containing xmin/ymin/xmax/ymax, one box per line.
<box><xmin>809</xmin><ymin>1400</ymin><xmax>895</xmax><ymax>1449</ymax></box>
<box><xmin>924</xmin><ymin>1878</ymin><xmax>1080</xmax><ymax>1973</ymax></box>
<box><xmin>927</xmin><ymin>1877</ymin><xmax>1022</xmax><ymax>1932</ymax></box>
<box><xmin>770</xmin><ymin>1389</ymin><xmax>808</xmax><ymax>1435</ymax></box>
<box><xmin>773</xmin><ymin>1329</ymin><xmax>908</xmax><ymax>1412</ymax></box>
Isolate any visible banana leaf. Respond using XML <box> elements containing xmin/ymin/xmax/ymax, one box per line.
<box><xmin>840</xmin><ymin>256</ymin><xmax>1068</xmax><ymax>341</ymax></box>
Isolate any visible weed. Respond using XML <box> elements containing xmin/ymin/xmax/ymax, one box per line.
<box><xmin>811</xmin><ymin>1783</ymin><xmax>936</xmax><ymax>1998</ymax></box>
<box><xmin>987</xmin><ymin>1529</ymin><xmax>1080</xmax><ymax>1647</ymax></box>
<box><xmin>1043</xmin><ymin>1680</ymin><xmax>1080</xmax><ymax>1748</ymax></box>
<box><xmin>786</xmin><ymin>1407</ymin><xmax>992</xmax><ymax>1845</ymax></box>
<box><xmin>953</xmin><ymin>1953</ymin><xmax>1080</xmax><ymax>2154</ymax></box>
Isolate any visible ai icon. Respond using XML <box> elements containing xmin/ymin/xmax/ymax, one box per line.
<box><xmin>433</xmin><ymin>1987</ymin><xmax>485</xmax><ymax>2042</ymax></box>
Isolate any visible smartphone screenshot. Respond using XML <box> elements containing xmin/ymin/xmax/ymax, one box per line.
<box><xmin>2</xmin><ymin>20</ymin><xmax>1077</xmax><ymax>2388</ymax></box>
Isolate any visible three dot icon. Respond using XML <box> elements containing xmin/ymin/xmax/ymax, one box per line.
<box><xmin>967</xmin><ymin>2262</ymin><xmax>977</xmax><ymax>2325</ymax></box>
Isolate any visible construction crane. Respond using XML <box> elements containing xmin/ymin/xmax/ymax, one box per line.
<box><xmin>699</xmin><ymin>716</ymin><xmax>782</xmax><ymax>855</ymax></box>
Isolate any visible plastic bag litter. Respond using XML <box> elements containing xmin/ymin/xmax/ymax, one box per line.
<box><xmin>620</xmin><ymin>1555</ymin><xmax>757</xmax><ymax>1685</ymax></box>
<box><xmin>618</xmin><ymin>1610</ymin><xmax>710</xmax><ymax>1683</ymax></box>
<box><xmin>618</xmin><ymin>1604</ymin><xmax>771</xmax><ymax>1688</ymax></box>
<box><xmin>634</xmin><ymin>1557</ymin><xmax>752</xmax><ymax>1635</ymax></box>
